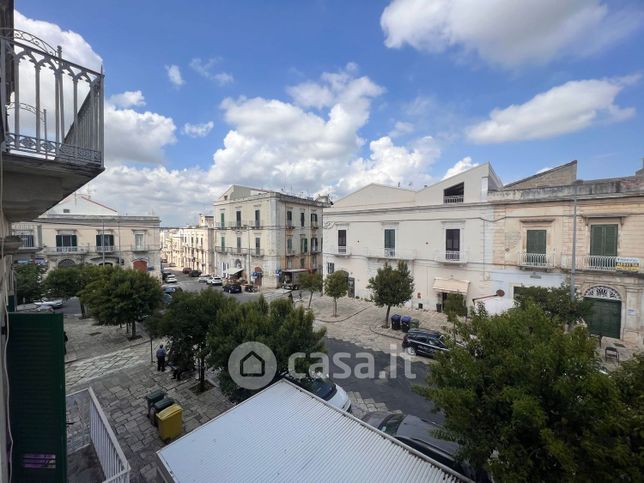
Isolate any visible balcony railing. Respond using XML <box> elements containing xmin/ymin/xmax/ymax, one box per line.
<box><xmin>43</xmin><ymin>246</ymin><xmax>87</xmax><ymax>254</ymax></box>
<box><xmin>561</xmin><ymin>255</ymin><xmax>641</xmax><ymax>273</ymax></box>
<box><xmin>67</xmin><ymin>387</ymin><xmax>130</xmax><ymax>483</ymax></box>
<box><xmin>1</xmin><ymin>29</ymin><xmax>104</xmax><ymax>167</ymax></box>
<box><xmin>518</xmin><ymin>252</ymin><xmax>555</xmax><ymax>269</ymax></box>
<box><xmin>286</xmin><ymin>248</ymin><xmax>297</xmax><ymax>256</ymax></box>
<box><xmin>251</xmin><ymin>248</ymin><xmax>264</xmax><ymax>257</ymax></box>
<box><xmin>95</xmin><ymin>245</ymin><xmax>114</xmax><ymax>253</ymax></box>
<box><xmin>434</xmin><ymin>250</ymin><xmax>467</xmax><ymax>264</ymax></box>
<box><xmin>443</xmin><ymin>195</ymin><xmax>464</xmax><ymax>204</ymax></box>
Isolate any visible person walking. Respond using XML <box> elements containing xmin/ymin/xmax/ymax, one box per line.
<box><xmin>156</xmin><ymin>344</ymin><xmax>167</xmax><ymax>372</ymax></box>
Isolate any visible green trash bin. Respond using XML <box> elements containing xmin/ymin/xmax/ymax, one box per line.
<box><xmin>410</xmin><ymin>318</ymin><xmax>420</xmax><ymax>329</ymax></box>
<box><xmin>145</xmin><ymin>389</ymin><xmax>166</xmax><ymax>413</ymax></box>
<box><xmin>150</xmin><ymin>397</ymin><xmax>175</xmax><ymax>426</ymax></box>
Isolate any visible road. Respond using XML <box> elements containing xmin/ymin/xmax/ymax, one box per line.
<box><xmin>324</xmin><ymin>337</ymin><xmax>441</xmax><ymax>422</ymax></box>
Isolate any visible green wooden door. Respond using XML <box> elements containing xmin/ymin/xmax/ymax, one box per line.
<box><xmin>585</xmin><ymin>298</ymin><xmax>621</xmax><ymax>339</ymax></box>
<box><xmin>526</xmin><ymin>229</ymin><xmax>546</xmax><ymax>254</ymax></box>
<box><xmin>7</xmin><ymin>312</ymin><xmax>66</xmax><ymax>482</ymax></box>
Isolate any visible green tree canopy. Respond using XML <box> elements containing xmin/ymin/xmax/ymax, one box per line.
<box><xmin>44</xmin><ymin>266</ymin><xmax>82</xmax><ymax>300</ymax></box>
<box><xmin>14</xmin><ymin>263</ymin><xmax>44</xmax><ymax>304</ymax></box>
<box><xmin>298</xmin><ymin>271</ymin><xmax>323</xmax><ymax>308</ymax></box>
<box><xmin>417</xmin><ymin>302</ymin><xmax>640</xmax><ymax>482</ymax></box>
<box><xmin>514</xmin><ymin>284</ymin><xmax>591</xmax><ymax>327</ymax></box>
<box><xmin>80</xmin><ymin>267</ymin><xmax>162</xmax><ymax>338</ymax></box>
<box><xmin>324</xmin><ymin>270</ymin><xmax>348</xmax><ymax>317</ymax></box>
<box><xmin>367</xmin><ymin>261</ymin><xmax>415</xmax><ymax>327</ymax></box>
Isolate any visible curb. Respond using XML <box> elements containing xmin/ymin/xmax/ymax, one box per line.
<box><xmin>369</xmin><ymin>324</ymin><xmax>405</xmax><ymax>341</ymax></box>
<box><xmin>315</xmin><ymin>305</ymin><xmax>371</xmax><ymax>323</ymax></box>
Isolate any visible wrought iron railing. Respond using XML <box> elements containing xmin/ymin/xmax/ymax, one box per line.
<box><xmin>43</xmin><ymin>246</ymin><xmax>88</xmax><ymax>254</ymax></box>
<box><xmin>560</xmin><ymin>255</ymin><xmax>632</xmax><ymax>272</ymax></box>
<box><xmin>435</xmin><ymin>250</ymin><xmax>467</xmax><ymax>263</ymax></box>
<box><xmin>66</xmin><ymin>387</ymin><xmax>130</xmax><ymax>483</ymax></box>
<box><xmin>337</xmin><ymin>246</ymin><xmax>349</xmax><ymax>255</ymax></box>
<box><xmin>518</xmin><ymin>252</ymin><xmax>554</xmax><ymax>268</ymax></box>
<box><xmin>95</xmin><ymin>245</ymin><xmax>114</xmax><ymax>253</ymax></box>
<box><xmin>0</xmin><ymin>29</ymin><xmax>104</xmax><ymax>166</ymax></box>
<box><xmin>443</xmin><ymin>195</ymin><xmax>464</xmax><ymax>204</ymax></box>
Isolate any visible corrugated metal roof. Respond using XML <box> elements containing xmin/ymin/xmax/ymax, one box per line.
<box><xmin>156</xmin><ymin>380</ymin><xmax>468</xmax><ymax>482</ymax></box>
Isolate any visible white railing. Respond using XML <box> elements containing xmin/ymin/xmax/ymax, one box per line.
<box><xmin>434</xmin><ymin>250</ymin><xmax>467</xmax><ymax>263</ymax></box>
<box><xmin>42</xmin><ymin>246</ymin><xmax>88</xmax><ymax>254</ymax></box>
<box><xmin>337</xmin><ymin>246</ymin><xmax>349</xmax><ymax>255</ymax></box>
<box><xmin>96</xmin><ymin>245</ymin><xmax>114</xmax><ymax>253</ymax></box>
<box><xmin>443</xmin><ymin>195</ymin><xmax>464</xmax><ymax>204</ymax></box>
<box><xmin>67</xmin><ymin>387</ymin><xmax>130</xmax><ymax>483</ymax></box>
<box><xmin>560</xmin><ymin>255</ymin><xmax>631</xmax><ymax>272</ymax></box>
<box><xmin>518</xmin><ymin>252</ymin><xmax>555</xmax><ymax>268</ymax></box>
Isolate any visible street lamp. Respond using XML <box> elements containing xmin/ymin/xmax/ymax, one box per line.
<box><xmin>570</xmin><ymin>180</ymin><xmax>583</xmax><ymax>301</ymax></box>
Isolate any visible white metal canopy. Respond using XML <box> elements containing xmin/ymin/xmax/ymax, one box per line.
<box><xmin>433</xmin><ymin>277</ymin><xmax>470</xmax><ymax>295</ymax></box>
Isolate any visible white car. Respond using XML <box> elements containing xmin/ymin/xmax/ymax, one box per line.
<box><xmin>35</xmin><ymin>299</ymin><xmax>64</xmax><ymax>310</ymax></box>
<box><xmin>198</xmin><ymin>275</ymin><xmax>211</xmax><ymax>283</ymax></box>
<box><xmin>207</xmin><ymin>276</ymin><xmax>223</xmax><ymax>286</ymax></box>
<box><xmin>286</xmin><ymin>373</ymin><xmax>352</xmax><ymax>412</ymax></box>
<box><xmin>165</xmin><ymin>275</ymin><xmax>178</xmax><ymax>284</ymax></box>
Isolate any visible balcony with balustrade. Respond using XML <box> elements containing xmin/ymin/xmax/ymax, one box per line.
<box><xmin>560</xmin><ymin>254</ymin><xmax>642</xmax><ymax>274</ymax></box>
<box><xmin>434</xmin><ymin>250</ymin><xmax>468</xmax><ymax>264</ymax></box>
<box><xmin>518</xmin><ymin>252</ymin><xmax>555</xmax><ymax>270</ymax></box>
<box><xmin>1</xmin><ymin>23</ymin><xmax>105</xmax><ymax>222</ymax></box>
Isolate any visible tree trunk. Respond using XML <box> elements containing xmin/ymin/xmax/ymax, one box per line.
<box><xmin>80</xmin><ymin>303</ymin><xmax>87</xmax><ymax>319</ymax></box>
<box><xmin>333</xmin><ymin>298</ymin><xmax>337</xmax><ymax>317</ymax></box>
<box><xmin>199</xmin><ymin>356</ymin><xmax>205</xmax><ymax>392</ymax></box>
<box><xmin>131</xmin><ymin>320</ymin><xmax>137</xmax><ymax>338</ymax></box>
<box><xmin>384</xmin><ymin>305</ymin><xmax>391</xmax><ymax>328</ymax></box>
<box><xmin>308</xmin><ymin>291</ymin><xmax>313</xmax><ymax>309</ymax></box>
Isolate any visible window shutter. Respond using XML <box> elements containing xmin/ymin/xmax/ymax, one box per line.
<box><xmin>604</xmin><ymin>224</ymin><xmax>618</xmax><ymax>256</ymax></box>
<box><xmin>591</xmin><ymin>224</ymin><xmax>618</xmax><ymax>256</ymax></box>
<box><xmin>527</xmin><ymin>230</ymin><xmax>546</xmax><ymax>254</ymax></box>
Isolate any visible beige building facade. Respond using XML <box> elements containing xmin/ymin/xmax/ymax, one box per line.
<box><xmin>161</xmin><ymin>215</ymin><xmax>215</xmax><ymax>274</ymax></box>
<box><xmin>214</xmin><ymin>185</ymin><xmax>328</xmax><ymax>287</ymax></box>
<box><xmin>13</xmin><ymin>195</ymin><xmax>162</xmax><ymax>278</ymax></box>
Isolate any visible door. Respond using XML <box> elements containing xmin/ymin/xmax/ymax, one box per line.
<box><xmin>446</xmin><ymin>229</ymin><xmax>460</xmax><ymax>260</ymax></box>
<box><xmin>348</xmin><ymin>277</ymin><xmax>355</xmax><ymax>298</ymax></box>
<box><xmin>133</xmin><ymin>259</ymin><xmax>148</xmax><ymax>272</ymax></box>
<box><xmin>585</xmin><ymin>298</ymin><xmax>621</xmax><ymax>339</ymax></box>
<box><xmin>590</xmin><ymin>224</ymin><xmax>617</xmax><ymax>269</ymax></box>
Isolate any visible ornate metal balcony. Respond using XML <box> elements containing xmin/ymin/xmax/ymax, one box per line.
<box><xmin>0</xmin><ymin>29</ymin><xmax>104</xmax><ymax>167</ymax></box>
<box><xmin>443</xmin><ymin>195</ymin><xmax>464</xmax><ymax>204</ymax></box>
<box><xmin>434</xmin><ymin>250</ymin><xmax>467</xmax><ymax>264</ymax></box>
<box><xmin>518</xmin><ymin>252</ymin><xmax>555</xmax><ymax>269</ymax></box>
<box><xmin>561</xmin><ymin>255</ymin><xmax>641</xmax><ymax>273</ymax></box>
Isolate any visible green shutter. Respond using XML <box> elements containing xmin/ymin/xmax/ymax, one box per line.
<box><xmin>604</xmin><ymin>224</ymin><xmax>618</xmax><ymax>256</ymax></box>
<box><xmin>591</xmin><ymin>224</ymin><xmax>618</xmax><ymax>256</ymax></box>
<box><xmin>7</xmin><ymin>312</ymin><xmax>66</xmax><ymax>482</ymax></box>
<box><xmin>527</xmin><ymin>230</ymin><xmax>546</xmax><ymax>254</ymax></box>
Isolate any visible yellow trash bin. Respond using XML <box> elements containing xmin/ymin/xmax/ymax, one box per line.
<box><xmin>157</xmin><ymin>403</ymin><xmax>182</xmax><ymax>441</ymax></box>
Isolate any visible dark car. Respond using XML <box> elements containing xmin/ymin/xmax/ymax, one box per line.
<box><xmin>223</xmin><ymin>283</ymin><xmax>242</xmax><ymax>294</ymax></box>
<box><xmin>189</xmin><ymin>269</ymin><xmax>202</xmax><ymax>277</ymax></box>
<box><xmin>162</xmin><ymin>285</ymin><xmax>183</xmax><ymax>295</ymax></box>
<box><xmin>362</xmin><ymin>412</ymin><xmax>489</xmax><ymax>482</ymax></box>
<box><xmin>182</xmin><ymin>267</ymin><xmax>192</xmax><ymax>274</ymax></box>
<box><xmin>402</xmin><ymin>329</ymin><xmax>449</xmax><ymax>357</ymax></box>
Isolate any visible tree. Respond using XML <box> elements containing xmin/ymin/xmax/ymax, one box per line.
<box><xmin>80</xmin><ymin>267</ymin><xmax>162</xmax><ymax>338</ymax></box>
<box><xmin>298</xmin><ymin>272</ymin><xmax>323</xmax><ymax>309</ymax></box>
<box><xmin>444</xmin><ymin>293</ymin><xmax>467</xmax><ymax>334</ymax></box>
<box><xmin>324</xmin><ymin>270</ymin><xmax>348</xmax><ymax>317</ymax></box>
<box><xmin>416</xmin><ymin>302</ymin><xmax>640</xmax><ymax>482</ymax></box>
<box><xmin>514</xmin><ymin>284</ymin><xmax>591</xmax><ymax>327</ymax></box>
<box><xmin>367</xmin><ymin>261</ymin><xmax>414</xmax><ymax>327</ymax></box>
<box><xmin>208</xmin><ymin>296</ymin><xmax>326</xmax><ymax>402</ymax></box>
<box><xmin>157</xmin><ymin>289</ymin><xmax>234</xmax><ymax>392</ymax></box>
<box><xmin>14</xmin><ymin>263</ymin><xmax>44</xmax><ymax>304</ymax></box>
<box><xmin>44</xmin><ymin>266</ymin><xmax>82</xmax><ymax>300</ymax></box>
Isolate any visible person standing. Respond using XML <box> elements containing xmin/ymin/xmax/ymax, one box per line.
<box><xmin>156</xmin><ymin>344</ymin><xmax>167</xmax><ymax>372</ymax></box>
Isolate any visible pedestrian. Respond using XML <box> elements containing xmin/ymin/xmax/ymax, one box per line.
<box><xmin>64</xmin><ymin>331</ymin><xmax>68</xmax><ymax>355</ymax></box>
<box><xmin>156</xmin><ymin>344</ymin><xmax>167</xmax><ymax>372</ymax></box>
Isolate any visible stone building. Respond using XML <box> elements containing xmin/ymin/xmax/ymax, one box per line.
<box><xmin>161</xmin><ymin>215</ymin><xmax>215</xmax><ymax>273</ymax></box>
<box><xmin>214</xmin><ymin>185</ymin><xmax>328</xmax><ymax>287</ymax></box>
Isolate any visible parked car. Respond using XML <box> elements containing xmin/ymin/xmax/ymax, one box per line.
<box><xmin>189</xmin><ymin>269</ymin><xmax>202</xmax><ymax>277</ymax></box>
<box><xmin>34</xmin><ymin>298</ymin><xmax>64</xmax><ymax>310</ymax></box>
<box><xmin>162</xmin><ymin>285</ymin><xmax>182</xmax><ymax>294</ymax></box>
<box><xmin>165</xmin><ymin>274</ymin><xmax>178</xmax><ymax>284</ymax></box>
<box><xmin>198</xmin><ymin>274</ymin><xmax>211</xmax><ymax>283</ymax></box>
<box><xmin>282</xmin><ymin>282</ymin><xmax>299</xmax><ymax>290</ymax></box>
<box><xmin>362</xmin><ymin>411</ymin><xmax>488</xmax><ymax>481</ymax></box>
<box><xmin>283</xmin><ymin>372</ymin><xmax>351</xmax><ymax>412</ymax></box>
<box><xmin>207</xmin><ymin>276</ymin><xmax>223</xmax><ymax>286</ymax></box>
<box><xmin>168</xmin><ymin>263</ymin><xmax>176</xmax><ymax>267</ymax></box>
<box><xmin>402</xmin><ymin>328</ymin><xmax>449</xmax><ymax>357</ymax></box>
<box><xmin>223</xmin><ymin>283</ymin><xmax>242</xmax><ymax>294</ymax></box>
<box><xmin>182</xmin><ymin>267</ymin><xmax>192</xmax><ymax>274</ymax></box>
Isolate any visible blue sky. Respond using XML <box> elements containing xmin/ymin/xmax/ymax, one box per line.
<box><xmin>19</xmin><ymin>0</ymin><xmax>644</xmax><ymax>224</ymax></box>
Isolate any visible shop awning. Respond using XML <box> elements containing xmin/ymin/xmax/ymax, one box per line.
<box><xmin>432</xmin><ymin>277</ymin><xmax>469</xmax><ymax>295</ymax></box>
<box><xmin>225</xmin><ymin>267</ymin><xmax>243</xmax><ymax>276</ymax></box>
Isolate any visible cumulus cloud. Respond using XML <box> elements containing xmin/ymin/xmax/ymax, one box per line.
<box><xmin>467</xmin><ymin>77</ymin><xmax>637</xmax><ymax>143</ymax></box>
<box><xmin>165</xmin><ymin>64</ymin><xmax>185</xmax><ymax>87</ymax></box>
<box><xmin>213</xmin><ymin>72</ymin><xmax>234</xmax><ymax>86</ymax></box>
<box><xmin>190</xmin><ymin>57</ymin><xmax>234</xmax><ymax>86</ymax></box>
<box><xmin>182</xmin><ymin>121</ymin><xmax>214</xmax><ymax>138</ymax></box>
<box><xmin>443</xmin><ymin>157</ymin><xmax>479</xmax><ymax>179</ymax></box>
<box><xmin>108</xmin><ymin>90</ymin><xmax>145</xmax><ymax>108</ymax></box>
<box><xmin>381</xmin><ymin>0</ymin><xmax>643</xmax><ymax>67</ymax></box>
<box><xmin>389</xmin><ymin>121</ymin><xmax>415</xmax><ymax>138</ymax></box>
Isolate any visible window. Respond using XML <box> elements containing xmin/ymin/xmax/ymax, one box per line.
<box><xmin>300</xmin><ymin>212</ymin><xmax>305</xmax><ymax>227</ymax></box>
<box><xmin>287</xmin><ymin>258</ymin><xmax>293</xmax><ymax>269</ymax></box>
<box><xmin>134</xmin><ymin>233</ymin><xmax>144</xmax><ymax>250</ymax></box>
<box><xmin>311</xmin><ymin>213</ymin><xmax>318</xmax><ymax>227</ymax></box>
<box><xmin>384</xmin><ymin>229</ymin><xmax>395</xmax><ymax>257</ymax></box>
<box><xmin>220</xmin><ymin>212</ymin><xmax>225</xmax><ymax>228</ymax></box>
<box><xmin>311</xmin><ymin>237</ymin><xmax>318</xmax><ymax>252</ymax></box>
<box><xmin>55</xmin><ymin>234</ymin><xmax>77</xmax><ymax>252</ymax></box>
<box><xmin>255</xmin><ymin>209</ymin><xmax>261</xmax><ymax>228</ymax></box>
<box><xmin>96</xmin><ymin>233</ymin><xmax>115</xmax><ymax>247</ymax></box>
<box><xmin>18</xmin><ymin>233</ymin><xmax>34</xmax><ymax>248</ymax></box>
<box><xmin>287</xmin><ymin>210</ymin><xmax>293</xmax><ymax>227</ymax></box>
<box><xmin>301</xmin><ymin>237</ymin><xmax>308</xmax><ymax>253</ymax></box>
<box><xmin>443</xmin><ymin>182</ymin><xmax>464</xmax><ymax>204</ymax></box>
<box><xmin>446</xmin><ymin>229</ymin><xmax>460</xmax><ymax>260</ymax></box>
<box><xmin>236</xmin><ymin>210</ymin><xmax>242</xmax><ymax>228</ymax></box>
<box><xmin>63</xmin><ymin>208</ymin><xmax>70</xmax><ymax>213</ymax></box>
<box><xmin>236</xmin><ymin>237</ymin><xmax>242</xmax><ymax>253</ymax></box>
<box><xmin>327</xmin><ymin>262</ymin><xmax>335</xmax><ymax>274</ymax></box>
<box><xmin>220</xmin><ymin>236</ymin><xmax>225</xmax><ymax>250</ymax></box>
<box><xmin>312</xmin><ymin>255</ymin><xmax>317</xmax><ymax>267</ymax></box>
<box><xmin>255</xmin><ymin>237</ymin><xmax>261</xmax><ymax>256</ymax></box>
<box><xmin>300</xmin><ymin>258</ymin><xmax>305</xmax><ymax>268</ymax></box>
<box><xmin>526</xmin><ymin>230</ymin><xmax>546</xmax><ymax>254</ymax></box>
<box><xmin>338</xmin><ymin>229</ymin><xmax>347</xmax><ymax>253</ymax></box>
<box><xmin>590</xmin><ymin>224</ymin><xmax>618</xmax><ymax>256</ymax></box>
<box><xmin>287</xmin><ymin>237</ymin><xmax>293</xmax><ymax>253</ymax></box>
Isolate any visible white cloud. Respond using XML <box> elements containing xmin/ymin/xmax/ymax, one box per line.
<box><xmin>537</xmin><ymin>166</ymin><xmax>553</xmax><ymax>174</ymax></box>
<box><xmin>467</xmin><ymin>77</ymin><xmax>636</xmax><ymax>143</ymax></box>
<box><xmin>443</xmin><ymin>157</ymin><xmax>479</xmax><ymax>179</ymax></box>
<box><xmin>165</xmin><ymin>65</ymin><xmax>185</xmax><ymax>87</ymax></box>
<box><xmin>389</xmin><ymin>121</ymin><xmax>415</xmax><ymax>138</ymax></box>
<box><xmin>190</xmin><ymin>57</ymin><xmax>234</xmax><ymax>86</ymax></box>
<box><xmin>182</xmin><ymin>121</ymin><xmax>214</xmax><ymax>138</ymax></box>
<box><xmin>108</xmin><ymin>90</ymin><xmax>145</xmax><ymax>108</ymax></box>
<box><xmin>381</xmin><ymin>0</ymin><xmax>643</xmax><ymax>67</ymax></box>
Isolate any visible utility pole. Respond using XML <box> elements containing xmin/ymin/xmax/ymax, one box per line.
<box><xmin>570</xmin><ymin>181</ymin><xmax>579</xmax><ymax>301</ymax></box>
<box><xmin>101</xmin><ymin>218</ymin><xmax>105</xmax><ymax>266</ymax></box>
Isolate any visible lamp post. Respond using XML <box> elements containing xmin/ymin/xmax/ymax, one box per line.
<box><xmin>570</xmin><ymin>181</ymin><xmax>582</xmax><ymax>301</ymax></box>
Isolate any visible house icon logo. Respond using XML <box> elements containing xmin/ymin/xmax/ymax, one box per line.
<box><xmin>228</xmin><ymin>342</ymin><xmax>277</xmax><ymax>390</ymax></box>
<box><xmin>240</xmin><ymin>351</ymin><xmax>265</xmax><ymax>377</ymax></box>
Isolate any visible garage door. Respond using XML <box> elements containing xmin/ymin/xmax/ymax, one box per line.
<box><xmin>133</xmin><ymin>260</ymin><xmax>148</xmax><ymax>272</ymax></box>
<box><xmin>584</xmin><ymin>298</ymin><xmax>621</xmax><ymax>339</ymax></box>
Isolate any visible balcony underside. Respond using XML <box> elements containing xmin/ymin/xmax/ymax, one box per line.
<box><xmin>2</xmin><ymin>151</ymin><xmax>104</xmax><ymax>222</ymax></box>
